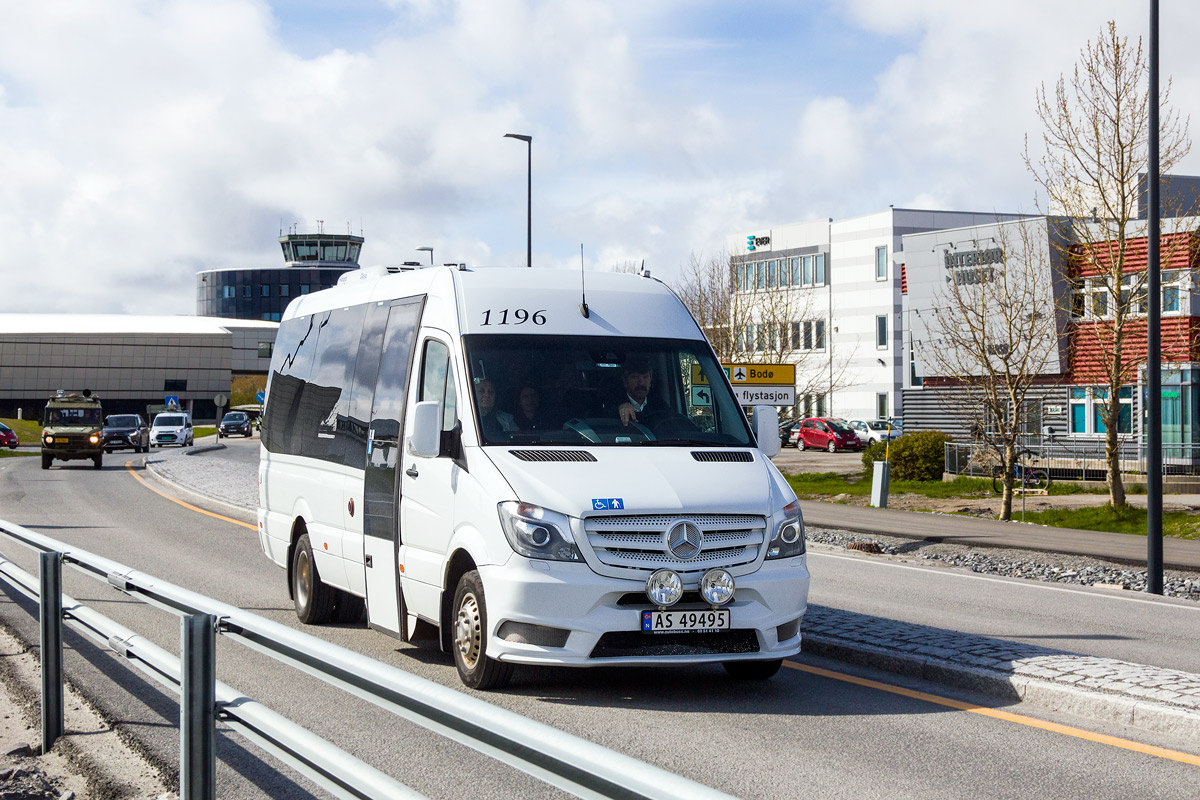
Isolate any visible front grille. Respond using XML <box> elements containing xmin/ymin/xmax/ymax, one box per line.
<box><xmin>509</xmin><ymin>449</ymin><xmax>597</xmax><ymax>462</ymax></box>
<box><xmin>590</xmin><ymin>629</ymin><xmax>759</xmax><ymax>658</ymax></box>
<box><xmin>584</xmin><ymin>514</ymin><xmax>765</xmax><ymax>574</ymax></box>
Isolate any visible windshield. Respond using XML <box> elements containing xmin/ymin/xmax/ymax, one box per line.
<box><xmin>106</xmin><ymin>415</ymin><xmax>139</xmax><ymax>427</ymax></box>
<box><xmin>45</xmin><ymin>407</ymin><xmax>102</xmax><ymax>426</ymax></box>
<box><xmin>826</xmin><ymin>420</ymin><xmax>853</xmax><ymax>434</ymax></box>
<box><xmin>462</xmin><ymin>334</ymin><xmax>752</xmax><ymax>447</ymax></box>
<box><xmin>155</xmin><ymin>415</ymin><xmax>186</xmax><ymax>426</ymax></box>
<box><xmin>867</xmin><ymin>420</ymin><xmax>890</xmax><ymax>430</ymax></box>
<box><xmin>222</xmin><ymin>413</ymin><xmax>247</xmax><ymax>422</ymax></box>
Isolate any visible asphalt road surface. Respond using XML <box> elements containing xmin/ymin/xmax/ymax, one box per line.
<box><xmin>0</xmin><ymin>447</ymin><xmax>1196</xmax><ymax>800</ymax></box>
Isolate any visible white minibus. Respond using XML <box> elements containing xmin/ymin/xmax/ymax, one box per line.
<box><xmin>257</xmin><ymin>264</ymin><xmax>809</xmax><ymax>688</ymax></box>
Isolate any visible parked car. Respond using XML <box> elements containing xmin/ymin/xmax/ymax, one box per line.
<box><xmin>102</xmin><ymin>414</ymin><xmax>150</xmax><ymax>453</ymax></box>
<box><xmin>785</xmin><ymin>423</ymin><xmax>802</xmax><ymax>448</ymax></box>
<box><xmin>778</xmin><ymin>419</ymin><xmax>798</xmax><ymax>447</ymax></box>
<box><xmin>0</xmin><ymin>422</ymin><xmax>18</xmax><ymax>449</ymax></box>
<box><xmin>218</xmin><ymin>411</ymin><xmax>252</xmax><ymax>438</ymax></box>
<box><xmin>847</xmin><ymin>418</ymin><xmax>900</xmax><ymax>445</ymax></box>
<box><xmin>795</xmin><ymin>417</ymin><xmax>863</xmax><ymax>452</ymax></box>
<box><xmin>150</xmin><ymin>412</ymin><xmax>193</xmax><ymax>447</ymax></box>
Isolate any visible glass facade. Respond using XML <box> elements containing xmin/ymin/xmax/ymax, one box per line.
<box><xmin>196</xmin><ymin>267</ymin><xmax>352</xmax><ymax>321</ymax></box>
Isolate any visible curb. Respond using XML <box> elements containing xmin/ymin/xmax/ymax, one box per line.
<box><xmin>804</xmin><ymin>635</ymin><xmax>1200</xmax><ymax>740</ymax></box>
<box><xmin>142</xmin><ymin>454</ymin><xmax>255</xmax><ymax>522</ymax></box>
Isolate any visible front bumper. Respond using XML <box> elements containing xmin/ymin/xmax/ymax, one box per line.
<box><xmin>476</xmin><ymin>555</ymin><xmax>810</xmax><ymax>667</ymax></box>
<box><xmin>103</xmin><ymin>433</ymin><xmax>142</xmax><ymax>451</ymax></box>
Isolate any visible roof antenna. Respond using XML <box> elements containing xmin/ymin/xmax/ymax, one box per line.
<box><xmin>579</xmin><ymin>244</ymin><xmax>589</xmax><ymax>318</ymax></box>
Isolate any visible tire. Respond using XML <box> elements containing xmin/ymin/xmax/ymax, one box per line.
<box><xmin>451</xmin><ymin>570</ymin><xmax>513</xmax><ymax>690</ymax></box>
<box><xmin>93</xmin><ymin>453</ymin><xmax>102</xmax><ymax>470</ymax></box>
<box><xmin>723</xmin><ymin>659</ymin><xmax>783</xmax><ymax>680</ymax></box>
<box><xmin>827</xmin><ymin>440</ymin><xmax>837</xmax><ymax>453</ymax></box>
<box><xmin>41</xmin><ymin>454</ymin><xmax>52</xmax><ymax>470</ymax></box>
<box><xmin>292</xmin><ymin>533</ymin><xmax>334</xmax><ymax>624</ymax></box>
<box><xmin>1027</xmin><ymin>470</ymin><xmax>1049</xmax><ymax>491</ymax></box>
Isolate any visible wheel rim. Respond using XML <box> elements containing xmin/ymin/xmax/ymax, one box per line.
<box><xmin>455</xmin><ymin>591</ymin><xmax>483</xmax><ymax>669</ymax></box>
<box><xmin>828</xmin><ymin>441</ymin><xmax>836</xmax><ymax>452</ymax></box>
<box><xmin>294</xmin><ymin>549</ymin><xmax>312</xmax><ymax>609</ymax></box>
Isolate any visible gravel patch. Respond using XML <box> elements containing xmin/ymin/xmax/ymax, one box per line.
<box><xmin>806</xmin><ymin>526</ymin><xmax>1200</xmax><ymax>602</ymax></box>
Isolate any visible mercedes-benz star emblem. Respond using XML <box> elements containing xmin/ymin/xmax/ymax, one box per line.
<box><xmin>665</xmin><ymin>520</ymin><xmax>703</xmax><ymax>560</ymax></box>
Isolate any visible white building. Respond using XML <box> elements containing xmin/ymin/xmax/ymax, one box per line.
<box><xmin>728</xmin><ymin>208</ymin><xmax>1027</xmax><ymax>421</ymax></box>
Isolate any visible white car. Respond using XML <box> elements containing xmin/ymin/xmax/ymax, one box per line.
<box><xmin>150</xmin><ymin>412</ymin><xmax>194</xmax><ymax>447</ymax></box>
<box><xmin>847</xmin><ymin>418</ymin><xmax>899</xmax><ymax>444</ymax></box>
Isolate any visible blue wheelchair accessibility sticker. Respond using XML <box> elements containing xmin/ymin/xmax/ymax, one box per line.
<box><xmin>591</xmin><ymin>498</ymin><xmax>624</xmax><ymax>511</ymax></box>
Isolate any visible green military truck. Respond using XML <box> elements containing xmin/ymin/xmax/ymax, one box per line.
<box><xmin>41</xmin><ymin>390</ymin><xmax>105</xmax><ymax>470</ymax></box>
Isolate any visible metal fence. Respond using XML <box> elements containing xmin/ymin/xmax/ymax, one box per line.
<box><xmin>945</xmin><ymin>438</ymin><xmax>1200</xmax><ymax>483</ymax></box>
<box><xmin>0</xmin><ymin>519</ymin><xmax>736</xmax><ymax>800</ymax></box>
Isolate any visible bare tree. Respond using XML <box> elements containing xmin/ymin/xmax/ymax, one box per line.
<box><xmin>917</xmin><ymin>222</ymin><xmax>1062</xmax><ymax>521</ymax></box>
<box><xmin>671</xmin><ymin>249</ymin><xmax>854</xmax><ymax>415</ymax></box>
<box><xmin>1025</xmin><ymin>21</ymin><xmax>1193</xmax><ymax>508</ymax></box>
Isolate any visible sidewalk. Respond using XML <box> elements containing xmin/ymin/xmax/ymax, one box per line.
<box><xmin>142</xmin><ymin>444</ymin><xmax>1200</xmax><ymax>744</ymax></box>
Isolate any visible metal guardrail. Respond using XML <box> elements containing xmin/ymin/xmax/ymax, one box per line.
<box><xmin>946</xmin><ymin>439</ymin><xmax>1200</xmax><ymax>482</ymax></box>
<box><xmin>0</xmin><ymin>519</ymin><xmax>735</xmax><ymax>800</ymax></box>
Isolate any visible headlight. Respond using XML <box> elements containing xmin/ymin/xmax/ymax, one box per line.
<box><xmin>88</xmin><ymin>433</ymin><xmax>100</xmax><ymax>444</ymax></box>
<box><xmin>646</xmin><ymin>569</ymin><xmax>683</xmax><ymax>607</ymax></box>
<box><xmin>43</xmin><ymin>435</ymin><xmax>54</xmax><ymax>445</ymax></box>
<box><xmin>699</xmin><ymin>569</ymin><xmax>735</xmax><ymax>605</ymax></box>
<box><xmin>766</xmin><ymin>499</ymin><xmax>805</xmax><ymax>559</ymax></box>
<box><xmin>497</xmin><ymin>501</ymin><xmax>581</xmax><ymax>562</ymax></box>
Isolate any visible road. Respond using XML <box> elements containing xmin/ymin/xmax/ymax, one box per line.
<box><xmin>0</xmin><ymin>444</ymin><xmax>1197</xmax><ymax>799</ymax></box>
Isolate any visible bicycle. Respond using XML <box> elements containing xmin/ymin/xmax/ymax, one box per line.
<box><xmin>991</xmin><ymin>457</ymin><xmax>1050</xmax><ymax>494</ymax></box>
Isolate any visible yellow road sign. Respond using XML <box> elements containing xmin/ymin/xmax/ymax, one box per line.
<box><xmin>723</xmin><ymin>363</ymin><xmax>796</xmax><ymax>384</ymax></box>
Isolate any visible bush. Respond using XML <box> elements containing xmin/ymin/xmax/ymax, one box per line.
<box><xmin>860</xmin><ymin>430</ymin><xmax>952</xmax><ymax>482</ymax></box>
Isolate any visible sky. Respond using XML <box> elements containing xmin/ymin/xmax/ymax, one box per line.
<box><xmin>3</xmin><ymin>0</ymin><xmax>1200</xmax><ymax>316</ymax></box>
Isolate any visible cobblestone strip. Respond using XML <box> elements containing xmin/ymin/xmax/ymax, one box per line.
<box><xmin>803</xmin><ymin>604</ymin><xmax>1200</xmax><ymax>714</ymax></box>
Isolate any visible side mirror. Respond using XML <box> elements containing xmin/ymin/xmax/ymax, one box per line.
<box><xmin>407</xmin><ymin>400</ymin><xmax>443</xmax><ymax>458</ymax></box>
<box><xmin>754</xmin><ymin>405</ymin><xmax>781</xmax><ymax>457</ymax></box>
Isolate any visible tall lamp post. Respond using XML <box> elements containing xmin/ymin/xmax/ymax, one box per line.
<box><xmin>504</xmin><ymin>133</ymin><xmax>532</xmax><ymax>268</ymax></box>
<box><xmin>416</xmin><ymin>246</ymin><xmax>434</xmax><ymax>265</ymax></box>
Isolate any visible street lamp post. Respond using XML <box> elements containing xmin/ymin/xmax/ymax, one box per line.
<box><xmin>416</xmin><ymin>246</ymin><xmax>434</xmax><ymax>265</ymax></box>
<box><xmin>504</xmin><ymin>133</ymin><xmax>532</xmax><ymax>268</ymax></box>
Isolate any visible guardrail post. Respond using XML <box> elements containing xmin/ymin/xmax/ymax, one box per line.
<box><xmin>39</xmin><ymin>551</ymin><xmax>64</xmax><ymax>753</ymax></box>
<box><xmin>181</xmin><ymin>613</ymin><xmax>216</xmax><ymax>800</ymax></box>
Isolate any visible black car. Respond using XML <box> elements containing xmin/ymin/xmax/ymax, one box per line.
<box><xmin>218</xmin><ymin>411</ymin><xmax>253</xmax><ymax>438</ymax></box>
<box><xmin>102</xmin><ymin>414</ymin><xmax>150</xmax><ymax>454</ymax></box>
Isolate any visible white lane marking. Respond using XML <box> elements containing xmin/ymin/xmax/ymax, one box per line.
<box><xmin>808</xmin><ymin>548</ymin><xmax>1200</xmax><ymax>612</ymax></box>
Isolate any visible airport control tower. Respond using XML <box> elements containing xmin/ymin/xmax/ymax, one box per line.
<box><xmin>196</xmin><ymin>227</ymin><xmax>364</xmax><ymax>320</ymax></box>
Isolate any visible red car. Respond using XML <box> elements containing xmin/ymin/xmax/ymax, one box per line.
<box><xmin>796</xmin><ymin>418</ymin><xmax>863</xmax><ymax>452</ymax></box>
<box><xmin>0</xmin><ymin>422</ymin><xmax>18</xmax><ymax>449</ymax></box>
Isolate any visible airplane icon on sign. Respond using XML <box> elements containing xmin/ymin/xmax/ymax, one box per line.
<box><xmin>734</xmin><ymin>367</ymin><xmax>747</xmax><ymax>381</ymax></box>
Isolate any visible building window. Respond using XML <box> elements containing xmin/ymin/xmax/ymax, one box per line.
<box><xmin>815</xmin><ymin>253</ymin><xmax>826</xmax><ymax>285</ymax></box>
<box><xmin>816</xmin><ymin>393</ymin><xmax>827</xmax><ymax>417</ymax></box>
<box><xmin>875</xmin><ymin>246</ymin><xmax>887</xmax><ymax>281</ymax></box>
<box><xmin>260</xmin><ymin>284</ymin><xmax>270</xmax><ymax>297</ymax></box>
<box><xmin>164</xmin><ymin>379</ymin><xmax>187</xmax><ymax>392</ymax></box>
<box><xmin>803</xmin><ymin>256</ymin><xmax>813</xmax><ymax>286</ymax></box>
<box><xmin>242</xmin><ymin>285</ymin><xmax>252</xmax><ymax>298</ymax></box>
<box><xmin>790</xmin><ymin>322</ymin><xmax>801</xmax><ymax>349</ymax></box>
<box><xmin>258</xmin><ymin>342</ymin><xmax>273</xmax><ymax>358</ymax></box>
<box><xmin>877</xmin><ymin>393</ymin><xmax>888</xmax><ymax>419</ymax></box>
<box><xmin>876</xmin><ymin>315</ymin><xmax>888</xmax><ymax>348</ymax></box>
<box><xmin>790</xmin><ymin>258</ymin><xmax>800</xmax><ymax>285</ymax></box>
<box><xmin>300</xmin><ymin>284</ymin><xmax>311</xmax><ymax>295</ymax></box>
<box><xmin>280</xmin><ymin>284</ymin><xmax>290</xmax><ymax>297</ymax></box>
<box><xmin>767</xmin><ymin>260</ymin><xmax>776</xmax><ymax>288</ymax></box>
<box><xmin>815</xmin><ymin>319</ymin><xmax>826</xmax><ymax>349</ymax></box>
<box><xmin>1070</xmin><ymin>386</ymin><xmax>1132</xmax><ymax>434</ymax></box>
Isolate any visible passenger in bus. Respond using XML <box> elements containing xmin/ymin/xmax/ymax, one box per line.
<box><xmin>513</xmin><ymin>386</ymin><xmax>547</xmax><ymax>431</ymax></box>
<box><xmin>474</xmin><ymin>378</ymin><xmax>517</xmax><ymax>439</ymax></box>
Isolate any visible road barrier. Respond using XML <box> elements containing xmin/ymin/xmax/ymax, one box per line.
<box><xmin>0</xmin><ymin>519</ymin><xmax>735</xmax><ymax>800</ymax></box>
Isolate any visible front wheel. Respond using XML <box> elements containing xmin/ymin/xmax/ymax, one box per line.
<box><xmin>723</xmin><ymin>659</ymin><xmax>783</xmax><ymax>680</ymax></box>
<box><xmin>292</xmin><ymin>533</ymin><xmax>334</xmax><ymax>623</ymax></box>
<box><xmin>452</xmin><ymin>570</ymin><xmax>513</xmax><ymax>690</ymax></box>
<box><xmin>93</xmin><ymin>453</ymin><xmax>102</xmax><ymax>470</ymax></box>
<box><xmin>41</xmin><ymin>454</ymin><xmax>52</xmax><ymax>470</ymax></box>
<box><xmin>827</xmin><ymin>440</ymin><xmax>837</xmax><ymax>453</ymax></box>
<box><xmin>1025</xmin><ymin>469</ymin><xmax>1049</xmax><ymax>491</ymax></box>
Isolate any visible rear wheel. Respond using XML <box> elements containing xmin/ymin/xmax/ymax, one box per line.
<box><xmin>723</xmin><ymin>659</ymin><xmax>783</xmax><ymax>680</ymax></box>
<box><xmin>452</xmin><ymin>570</ymin><xmax>513</xmax><ymax>690</ymax></box>
<box><xmin>292</xmin><ymin>533</ymin><xmax>334</xmax><ymax>624</ymax></box>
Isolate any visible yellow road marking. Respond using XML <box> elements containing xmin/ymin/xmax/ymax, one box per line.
<box><xmin>124</xmin><ymin>461</ymin><xmax>257</xmax><ymax>531</ymax></box>
<box><xmin>784</xmin><ymin>660</ymin><xmax>1200</xmax><ymax>766</ymax></box>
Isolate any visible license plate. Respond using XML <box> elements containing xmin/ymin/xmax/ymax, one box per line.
<box><xmin>641</xmin><ymin>609</ymin><xmax>730</xmax><ymax>634</ymax></box>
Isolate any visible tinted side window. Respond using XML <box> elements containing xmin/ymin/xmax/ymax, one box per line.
<box><xmin>262</xmin><ymin>314</ymin><xmax>319</xmax><ymax>455</ymax></box>
<box><xmin>303</xmin><ymin>305</ymin><xmax>367</xmax><ymax>464</ymax></box>
<box><xmin>420</xmin><ymin>340</ymin><xmax>458</xmax><ymax>435</ymax></box>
